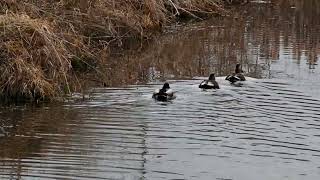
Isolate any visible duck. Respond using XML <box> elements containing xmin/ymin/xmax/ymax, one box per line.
<box><xmin>152</xmin><ymin>82</ymin><xmax>175</xmax><ymax>101</ymax></box>
<box><xmin>225</xmin><ymin>64</ymin><xmax>246</xmax><ymax>83</ymax></box>
<box><xmin>199</xmin><ymin>73</ymin><xmax>220</xmax><ymax>89</ymax></box>
<box><xmin>0</xmin><ymin>126</ymin><xmax>7</xmax><ymax>137</ymax></box>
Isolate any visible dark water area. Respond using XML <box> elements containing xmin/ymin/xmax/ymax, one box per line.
<box><xmin>1</xmin><ymin>0</ymin><xmax>320</xmax><ymax>179</ymax></box>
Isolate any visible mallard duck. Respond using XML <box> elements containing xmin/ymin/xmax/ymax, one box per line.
<box><xmin>225</xmin><ymin>64</ymin><xmax>246</xmax><ymax>83</ymax></box>
<box><xmin>199</xmin><ymin>73</ymin><xmax>220</xmax><ymax>89</ymax></box>
<box><xmin>152</xmin><ymin>82</ymin><xmax>175</xmax><ymax>101</ymax></box>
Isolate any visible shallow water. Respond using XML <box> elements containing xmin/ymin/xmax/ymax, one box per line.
<box><xmin>1</xmin><ymin>0</ymin><xmax>320</xmax><ymax>180</ymax></box>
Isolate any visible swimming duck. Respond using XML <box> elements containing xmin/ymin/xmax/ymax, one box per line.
<box><xmin>225</xmin><ymin>64</ymin><xmax>246</xmax><ymax>83</ymax></box>
<box><xmin>152</xmin><ymin>82</ymin><xmax>175</xmax><ymax>101</ymax></box>
<box><xmin>0</xmin><ymin>126</ymin><xmax>7</xmax><ymax>137</ymax></box>
<box><xmin>199</xmin><ymin>73</ymin><xmax>220</xmax><ymax>89</ymax></box>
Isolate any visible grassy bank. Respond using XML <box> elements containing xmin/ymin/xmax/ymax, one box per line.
<box><xmin>0</xmin><ymin>0</ymin><xmax>248</xmax><ymax>102</ymax></box>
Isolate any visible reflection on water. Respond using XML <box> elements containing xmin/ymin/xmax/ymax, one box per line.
<box><xmin>1</xmin><ymin>0</ymin><xmax>320</xmax><ymax>179</ymax></box>
<box><xmin>95</xmin><ymin>0</ymin><xmax>320</xmax><ymax>87</ymax></box>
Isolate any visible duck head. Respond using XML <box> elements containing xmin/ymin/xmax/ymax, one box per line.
<box><xmin>208</xmin><ymin>73</ymin><xmax>216</xmax><ymax>80</ymax></box>
<box><xmin>162</xmin><ymin>82</ymin><xmax>170</xmax><ymax>90</ymax></box>
<box><xmin>235</xmin><ymin>64</ymin><xmax>242</xmax><ymax>73</ymax></box>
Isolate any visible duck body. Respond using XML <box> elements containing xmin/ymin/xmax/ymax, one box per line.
<box><xmin>152</xmin><ymin>83</ymin><xmax>175</xmax><ymax>101</ymax></box>
<box><xmin>199</xmin><ymin>73</ymin><xmax>220</xmax><ymax>89</ymax></box>
<box><xmin>199</xmin><ymin>80</ymin><xmax>220</xmax><ymax>89</ymax></box>
<box><xmin>226</xmin><ymin>64</ymin><xmax>246</xmax><ymax>83</ymax></box>
<box><xmin>225</xmin><ymin>73</ymin><xmax>246</xmax><ymax>83</ymax></box>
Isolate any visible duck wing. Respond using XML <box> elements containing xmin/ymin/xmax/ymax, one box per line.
<box><xmin>236</xmin><ymin>73</ymin><xmax>246</xmax><ymax>81</ymax></box>
<box><xmin>212</xmin><ymin>80</ymin><xmax>220</xmax><ymax>89</ymax></box>
<box><xmin>166</xmin><ymin>89</ymin><xmax>174</xmax><ymax>96</ymax></box>
<box><xmin>199</xmin><ymin>80</ymin><xmax>207</xmax><ymax>88</ymax></box>
<box><xmin>209</xmin><ymin>80</ymin><xmax>220</xmax><ymax>89</ymax></box>
<box><xmin>166</xmin><ymin>89</ymin><xmax>176</xmax><ymax>100</ymax></box>
<box><xmin>226</xmin><ymin>75</ymin><xmax>240</xmax><ymax>83</ymax></box>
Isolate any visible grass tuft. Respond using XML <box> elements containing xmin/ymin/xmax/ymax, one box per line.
<box><xmin>0</xmin><ymin>13</ymin><xmax>71</xmax><ymax>101</ymax></box>
<box><xmin>0</xmin><ymin>0</ymin><xmax>247</xmax><ymax>102</ymax></box>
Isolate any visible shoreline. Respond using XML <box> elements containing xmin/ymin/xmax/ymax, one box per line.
<box><xmin>0</xmin><ymin>0</ymin><xmax>249</xmax><ymax>103</ymax></box>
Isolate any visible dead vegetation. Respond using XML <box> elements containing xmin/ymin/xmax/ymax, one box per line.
<box><xmin>0</xmin><ymin>0</ymin><xmax>247</xmax><ymax>102</ymax></box>
<box><xmin>0</xmin><ymin>13</ymin><xmax>71</xmax><ymax>102</ymax></box>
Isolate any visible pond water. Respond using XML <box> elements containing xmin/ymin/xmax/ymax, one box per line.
<box><xmin>1</xmin><ymin>1</ymin><xmax>320</xmax><ymax>180</ymax></box>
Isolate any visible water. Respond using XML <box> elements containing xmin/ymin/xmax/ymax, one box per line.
<box><xmin>1</xmin><ymin>1</ymin><xmax>320</xmax><ymax>179</ymax></box>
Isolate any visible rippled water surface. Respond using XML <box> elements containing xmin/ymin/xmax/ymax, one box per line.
<box><xmin>1</xmin><ymin>1</ymin><xmax>320</xmax><ymax>180</ymax></box>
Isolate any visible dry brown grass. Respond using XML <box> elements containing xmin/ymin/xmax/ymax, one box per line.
<box><xmin>0</xmin><ymin>0</ymin><xmax>246</xmax><ymax>102</ymax></box>
<box><xmin>0</xmin><ymin>13</ymin><xmax>71</xmax><ymax>101</ymax></box>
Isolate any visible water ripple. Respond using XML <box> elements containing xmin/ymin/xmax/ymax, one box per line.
<box><xmin>2</xmin><ymin>78</ymin><xmax>319</xmax><ymax>179</ymax></box>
